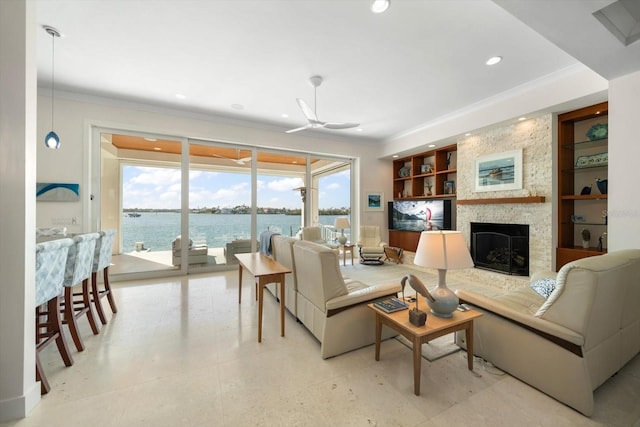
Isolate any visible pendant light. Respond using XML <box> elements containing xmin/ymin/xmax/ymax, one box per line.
<box><xmin>43</xmin><ymin>25</ymin><xmax>61</xmax><ymax>149</ymax></box>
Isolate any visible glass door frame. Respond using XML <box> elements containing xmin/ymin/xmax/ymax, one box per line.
<box><xmin>92</xmin><ymin>125</ymin><xmax>356</xmax><ymax>279</ymax></box>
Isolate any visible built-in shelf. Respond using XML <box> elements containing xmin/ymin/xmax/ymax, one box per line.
<box><xmin>560</xmin><ymin>194</ymin><xmax>607</xmax><ymax>200</ymax></box>
<box><xmin>456</xmin><ymin>196</ymin><xmax>545</xmax><ymax>205</ymax></box>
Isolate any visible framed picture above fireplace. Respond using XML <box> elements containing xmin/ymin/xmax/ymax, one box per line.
<box><xmin>474</xmin><ymin>149</ymin><xmax>523</xmax><ymax>192</ymax></box>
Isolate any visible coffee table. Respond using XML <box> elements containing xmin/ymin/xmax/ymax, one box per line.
<box><xmin>368</xmin><ymin>299</ymin><xmax>482</xmax><ymax>395</ymax></box>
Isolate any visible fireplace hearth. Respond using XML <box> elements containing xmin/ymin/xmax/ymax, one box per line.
<box><xmin>471</xmin><ymin>222</ymin><xmax>529</xmax><ymax>276</ymax></box>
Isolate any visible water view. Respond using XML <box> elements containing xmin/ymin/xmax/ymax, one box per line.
<box><xmin>122</xmin><ymin>212</ymin><xmax>346</xmax><ymax>252</ymax></box>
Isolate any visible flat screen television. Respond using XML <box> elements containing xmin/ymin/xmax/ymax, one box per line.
<box><xmin>389</xmin><ymin>199</ymin><xmax>451</xmax><ymax>232</ymax></box>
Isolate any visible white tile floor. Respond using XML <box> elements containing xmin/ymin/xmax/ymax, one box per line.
<box><xmin>4</xmin><ymin>270</ymin><xmax>639</xmax><ymax>426</ymax></box>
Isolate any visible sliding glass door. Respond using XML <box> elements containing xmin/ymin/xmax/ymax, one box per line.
<box><xmin>95</xmin><ymin>127</ymin><xmax>354</xmax><ymax>279</ymax></box>
<box><xmin>98</xmin><ymin>131</ymin><xmax>185</xmax><ymax>276</ymax></box>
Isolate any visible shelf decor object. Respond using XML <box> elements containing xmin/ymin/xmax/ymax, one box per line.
<box><xmin>575</xmin><ymin>152</ymin><xmax>608</xmax><ymax>168</ymax></box>
<box><xmin>474</xmin><ymin>149</ymin><xmax>523</xmax><ymax>192</ymax></box>
<box><xmin>596</xmin><ymin>178</ymin><xmax>608</xmax><ymax>194</ymax></box>
<box><xmin>586</xmin><ymin>123</ymin><xmax>608</xmax><ymax>140</ymax></box>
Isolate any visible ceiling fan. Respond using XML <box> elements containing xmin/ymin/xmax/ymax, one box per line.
<box><xmin>286</xmin><ymin>75</ymin><xmax>359</xmax><ymax>134</ymax></box>
<box><xmin>211</xmin><ymin>149</ymin><xmax>251</xmax><ymax>165</ymax></box>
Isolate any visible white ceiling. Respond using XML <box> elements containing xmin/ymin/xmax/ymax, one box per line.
<box><xmin>35</xmin><ymin>0</ymin><xmax>640</xmax><ymax>144</ymax></box>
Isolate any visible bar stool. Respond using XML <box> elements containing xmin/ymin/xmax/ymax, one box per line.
<box><xmin>35</xmin><ymin>238</ymin><xmax>75</xmax><ymax>394</ymax></box>
<box><xmin>91</xmin><ymin>229</ymin><xmax>117</xmax><ymax>324</ymax></box>
<box><xmin>61</xmin><ymin>233</ymin><xmax>101</xmax><ymax>351</ymax></box>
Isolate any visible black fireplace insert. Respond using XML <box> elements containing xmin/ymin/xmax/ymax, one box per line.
<box><xmin>470</xmin><ymin>222</ymin><xmax>529</xmax><ymax>276</ymax></box>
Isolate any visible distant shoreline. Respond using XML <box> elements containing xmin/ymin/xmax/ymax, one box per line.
<box><xmin>122</xmin><ymin>207</ymin><xmax>351</xmax><ymax>215</ymax></box>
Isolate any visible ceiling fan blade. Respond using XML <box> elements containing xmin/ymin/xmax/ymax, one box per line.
<box><xmin>296</xmin><ymin>98</ymin><xmax>318</xmax><ymax>122</ymax></box>
<box><xmin>285</xmin><ymin>124</ymin><xmax>312</xmax><ymax>134</ymax></box>
<box><xmin>323</xmin><ymin>122</ymin><xmax>360</xmax><ymax>130</ymax></box>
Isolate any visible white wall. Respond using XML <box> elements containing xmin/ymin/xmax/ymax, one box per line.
<box><xmin>0</xmin><ymin>0</ymin><xmax>40</xmax><ymax>420</ymax></box>
<box><xmin>608</xmin><ymin>70</ymin><xmax>640</xmax><ymax>250</ymax></box>
<box><xmin>35</xmin><ymin>95</ymin><xmax>392</xmax><ymax>241</ymax></box>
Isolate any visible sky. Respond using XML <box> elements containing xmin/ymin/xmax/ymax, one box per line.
<box><xmin>122</xmin><ymin>166</ymin><xmax>350</xmax><ymax>210</ymax></box>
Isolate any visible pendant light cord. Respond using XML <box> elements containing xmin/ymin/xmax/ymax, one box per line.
<box><xmin>51</xmin><ymin>30</ymin><xmax>55</xmax><ymax>131</ymax></box>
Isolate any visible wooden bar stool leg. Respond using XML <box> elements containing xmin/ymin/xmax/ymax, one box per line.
<box><xmin>103</xmin><ymin>266</ymin><xmax>118</xmax><ymax>313</ymax></box>
<box><xmin>52</xmin><ymin>297</ymin><xmax>74</xmax><ymax>367</ymax></box>
<box><xmin>63</xmin><ymin>286</ymin><xmax>85</xmax><ymax>352</ymax></box>
<box><xmin>91</xmin><ymin>271</ymin><xmax>108</xmax><ymax>325</ymax></box>
<box><xmin>37</xmin><ymin>297</ymin><xmax>74</xmax><ymax>394</ymax></box>
<box><xmin>82</xmin><ymin>278</ymin><xmax>100</xmax><ymax>334</ymax></box>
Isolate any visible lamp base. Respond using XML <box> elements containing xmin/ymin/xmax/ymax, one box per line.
<box><xmin>426</xmin><ymin>271</ymin><xmax>459</xmax><ymax>318</ymax></box>
<box><xmin>338</xmin><ymin>234</ymin><xmax>347</xmax><ymax>245</ymax></box>
<box><xmin>409</xmin><ymin>308</ymin><xmax>427</xmax><ymax>326</ymax></box>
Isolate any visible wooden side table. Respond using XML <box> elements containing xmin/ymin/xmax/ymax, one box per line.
<box><xmin>236</xmin><ymin>253</ymin><xmax>291</xmax><ymax>342</ymax></box>
<box><xmin>368</xmin><ymin>299</ymin><xmax>482</xmax><ymax>395</ymax></box>
<box><xmin>341</xmin><ymin>243</ymin><xmax>354</xmax><ymax>266</ymax></box>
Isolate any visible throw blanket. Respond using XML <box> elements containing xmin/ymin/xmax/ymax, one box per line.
<box><xmin>259</xmin><ymin>230</ymin><xmax>279</xmax><ymax>255</ymax></box>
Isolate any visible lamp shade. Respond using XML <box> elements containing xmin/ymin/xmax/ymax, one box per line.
<box><xmin>334</xmin><ymin>217</ymin><xmax>350</xmax><ymax>230</ymax></box>
<box><xmin>414</xmin><ymin>231</ymin><xmax>473</xmax><ymax>270</ymax></box>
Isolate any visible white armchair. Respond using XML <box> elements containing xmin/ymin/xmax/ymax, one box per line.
<box><xmin>172</xmin><ymin>236</ymin><xmax>208</xmax><ymax>265</ymax></box>
<box><xmin>301</xmin><ymin>226</ymin><xmax>338</xmax><ymax>251</ymax></box>
<box><xmin>293</xmin><ymin>240</ymin><xmax>400</xmax><ymax>358</ymax></box>
<box><xmin>357</xmin><ymin>225</ymin><xmax>387</xmax><ymax>264</ymax></box>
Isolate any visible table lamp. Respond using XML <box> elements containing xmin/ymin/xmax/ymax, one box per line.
<box><xmin>334</xmin><ymin>217</ymin><xmax>350</xmax><ymax>245</ymax></box>
<box><xmin>413</xmin><ymin>230</ymin><xmax>474</xmax><ymax>317</ymax></box>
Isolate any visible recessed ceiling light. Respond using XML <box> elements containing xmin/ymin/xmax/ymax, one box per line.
<box><xmin>428</xmin><ymin>144</ymin><xmax>436</xmax><ymax>148</ymax></box>
<box><xmin>231</xmin><ymin>103</ymin><xmax>244</xmax><ymax>110</ymax></box>
<box><xmin>392</xmin><ymin>155</ymin><xmax>399</xmax><ymax>158</ymax></box>
<box><xmin>144</xmin><ymin>137</ymin><xmax>157</xmax><ymax>142</ymax></box>
<box><xmin>153</xmin><ymin>147</ymin><xmax>161</xmax><ymax>151</ymax></box>
<box><xmin>356</xmin><ymin>128</ymin><xmax>363</xmax><ymax>132</ymax></box>
<box><xmin>371</xmin><ymin>0</ymin><xmax>390</xmax><ymax>14</ymax></box>
<box><xmin>465</xmin><ymin>133</ymin><xmax>471</xmax><ymax>137</ymax></box>
<box><xmin>486</xmin><ymin>56</ymin><xmax>502</xmax><ymax>66</ymax></box>
<box><xmin>281</xmin><ymin>113</ymin><xmax>289</xmax><ymax>118</ymax></box>
<box><xmin>518</xmin><ymin>117</ymin><xmax>527</xmax><ymax>121</ymax></box>
<box><xmin>175</xmin><ymin>93</ymin><xmax>186</xmax><ymax>99</ymax></box>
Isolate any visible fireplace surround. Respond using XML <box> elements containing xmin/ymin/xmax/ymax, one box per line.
<box><xmin>470</xmin><ymin>222</ymin><xmax>529</xmax><ymax>276</ymax></box>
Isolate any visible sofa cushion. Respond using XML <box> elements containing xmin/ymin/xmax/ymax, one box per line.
<box><xmin>530</xmin><ymin>278</ymin><xmax>556</xmax><ymax>299</ymax></box>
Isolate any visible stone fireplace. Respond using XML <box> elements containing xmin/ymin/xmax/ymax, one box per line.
<box><xmin>453</xmin><ymin>114</ymin><xmax>553</xmax><ymax>290</ymax></box>
<box><xmin>471</xmin><ymin>222</ymin><xmax>529</xmax><ymax>276</ymax></box>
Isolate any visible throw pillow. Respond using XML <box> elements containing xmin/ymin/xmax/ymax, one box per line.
<box><xmin>530</xmin><ymin>278</ymin><xmax>556</xmax><ymax>299</ymax></box>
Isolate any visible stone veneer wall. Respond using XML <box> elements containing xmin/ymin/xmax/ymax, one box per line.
<box><xmin>454</xmin><ymin>114</ymin><xmax>554</xmax><ymax>291</ymax></box>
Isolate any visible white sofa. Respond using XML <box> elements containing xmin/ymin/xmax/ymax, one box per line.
<box><xmin>265</xmin><ymin>235</ymin><xmax>298</xmax><ymax>317</ymax></box>
<box><xmin>454</xmin><ymin>249</ymin><xmax>640</xmax><ymax>416</ymax></box>
<box><xmin>293</xmin><ymin>240</ymin><xmax>401</xmax><ymax>358</ymax></box>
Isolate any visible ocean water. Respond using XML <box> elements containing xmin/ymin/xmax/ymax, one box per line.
<box><xmin>122</xmin><ymin>212</ymin><xmax>344</xmax><ymax>252</ymax></box>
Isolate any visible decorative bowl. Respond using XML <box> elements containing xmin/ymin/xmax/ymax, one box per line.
<box><xmin>586</xmin><ymin>123</ymin><xmax>608</xmax><ymax>141</ymax></box>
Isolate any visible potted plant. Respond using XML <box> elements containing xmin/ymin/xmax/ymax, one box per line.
<box><xmin>581</xmin><ymin>229</ymin><xmax>591</xmax><ymax>249</ymax></box>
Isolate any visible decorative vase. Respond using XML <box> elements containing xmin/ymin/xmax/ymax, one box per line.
<box><xmin>596</xmin><ymin>178</ymin><xmax>608</xmax><ymax>195</ymax></box>
<box><xmin>426</xmin><ymin>271</ymin><xmax>459</xmax><ymax>318</ymax></box>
